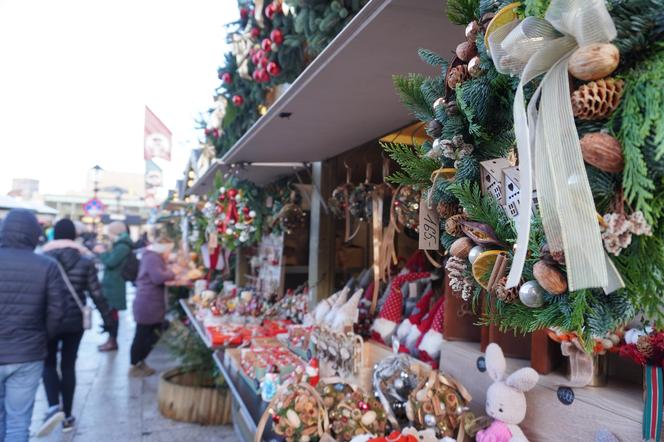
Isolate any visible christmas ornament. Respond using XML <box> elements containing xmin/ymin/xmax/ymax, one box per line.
<box><xmin>305</xmin><ymin>358</ymin><xmax>320</xmax><ymax>387</ymax></box>
<box><xmin>445</xmin><ymin>256</ymin><xmax>474</xmax><ymax>301</ymax></box>
<box><xmin>571</xmin><ymin>77</ymin><xmax>624</xmax><ymax>120</ymax></box>
<box><xmin>579</xmin><ymin>132</ymin><xmax>624</xmax><ymax>173</ymax></box>
<box><xmin>349</xmin><ymin>182</ymin><xmax>373</xmax><ymax>222</ymax></box>
<box><xmin>446</xmin><ymin>64</ymin><xmax>468</xmax><ymax>89</ymax></box>
<box><xmin>455</xmin><ymin>41</ymin><xmax>477</xmax><ymax>62</ymax></box>
<box><xmin>329</xmin><ymin>182</ymin><xmax>354</xmax><ymax>219</ymax></box>
<box><xmin>532</xmin><ymin>261</ymin><xmax>567</xmax><ymax>295</ymax></box>
<box><xmin>518</xmin><ymin>281</ymin><xmax>545</xmax><ymax>308</ymax></box>
<box><xmin>276</xmin><ymin>201</ymin><xmax>306</xmax><ymax>234</ymax></box>
<box><xmin>467</xmin><ymin>245</ymin><xmax>485</xmax><ymax>264</ymax></box>
<box><xmin>373</xmin><ymin>355</ymin><xmax>419</xmax><ymax>429</ymax></box>
<box><xmin>445</xmin><ymin>99</ymin><xmax>458</xmax><ymax>116</ymax></box>
<box><xmin>465</xmin><ymin>20</ymin><xmax>479</xmax><ymax>41</ymax></box>
<box><xmin>270</xmin><ymin>28</ymin><xmax>284</xmax><ymax>45</ymax></box>
<box><xmin>471</xmin><ymin>250</ymin><xmax>506</xmax><ymax>290</ymax></box>
<box><xmin>326</xmin><ymin>388</ymin><xmax>387</xmax><ymax>441</ymax></box>
<box><xmin>220</xmin><ymin>72</ymin><xmax>232</xmax><ymax>83</ymax></box>
<box><xmin>444</xmin><ymin>213</ymin><xmax>468</xmax><ymax>237</ymax></box>
<box><xmin>435</xmin><ymin>201</ymin><xmax>459</xmax><ymax>218</ymax></box>
<box><xmin>250</xmin><ymin>27</ymin><xmax>261</xmax><ymax>39</ymax></box>
<box><xmin>393</xmin><ymin>185</ymin><xmax>421</xmax><ymax>231</ymax></box>
<box><xmin>449</xmin><ymin>237</ymin><xmax>474</xmax><ymax>259</ymax></box>
<box><xmin>261</xmin><ymin>38</ymin><xmax>272</xmax><ymax>52</ymax></box>
<box><xmin>232</xmin><ymin>95</ymin><xmax>244</xmax><ymax>106</ymax></box>
<box><xmin>568</xmin><ymin>43</ymin><xmax>619</xmax><ymax>81</ymax></box>
<box><xmin>239</xmin><ymin>7</ymin><xmax>249</xmax><ymax>19</ymax></box>
<box><xmin>467</xmin><ymin>55</ymin><xmax>482</xmax><ymax>77</ymax></box>
<box><xmin>432</xmin><ymin>97</ymin><xmax>446</xmax><ymax>111</ymax></box>
<box><xmin>267</xmin><ymin>61</ymin><xmax>282</xmax><ymax>76</ymax></box>
<box><xmin>263</xmin><ymin>383</ymin><xmax>327</xmax><ymax>442</ymax></box>
<box><xmin>494</xmin><ymin>277</ymin><xmax>518</xmax><ymax>303</ymax></box>
<box><xmin>426</xmin><ymin>119</ymin><xmax>442</xmax><ymax>139</ymax></box>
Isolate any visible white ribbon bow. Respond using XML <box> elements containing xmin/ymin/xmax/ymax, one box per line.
<box><xmin>489</xmin><ymin>0</ymin><xmax>622</xmax><ymax>292</ymax></box>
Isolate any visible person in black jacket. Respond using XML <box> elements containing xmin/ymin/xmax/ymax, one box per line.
<box><xmin>0</xmin><ymin>209</ymin><xmax>65</xmax><ymax>442</ymax></box>
<box><xmin>37</xmin><ymin>219</ymin><xmax>118</xmax><ymax>435</ymax></box>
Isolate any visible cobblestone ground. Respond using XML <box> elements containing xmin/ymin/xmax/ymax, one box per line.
<box><xmin>30</xmin><ymin>290</ymin><xmax>238</xmax><ymax>442</ymax></box>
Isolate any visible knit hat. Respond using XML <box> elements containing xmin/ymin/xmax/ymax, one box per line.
<box><xmin>418</xmin><ymin>296</ymin><xmax>446</xmax><ymax>364</ymax></box>
<box><xmin>331</xmin><ymin>288</ymin><xmax>363</xmax><ymax>332</ymax></box>
<box><xmin>396</xmin><ymin>288</ymin><xmax>434</xmax><ymax>341</ymax></box>
<box><xmin>324</xmin><ymin>287</ymin><xmax>349</xmax><ymax>326</ymax></box>
<box><xmin>371</xmin><ymin>271</ymin><xmax>430</xmax><ymax>344</ymax></box>
<box><xmin>107</xmin><ymin>221</ymin><xmax>127</xmax><ymax>239</ymax></box>
<box><xmin>404</xmin><ymin>296</ymin><xmax>443</xmax><ymax>351</ymax></box>
<box><xmin>404</xmin><ymin>250</ymin><xmax>426</xmax><ymax>272</ymax></box>
<box><xmin>312</xmin><ymin>288</ymin><xmax>343</xmax><ymax>325</ymax></box>
<box><xmin>53</xmin><ymin>219</ymin><xmax>77</xmax><ymax>240</ymax></box>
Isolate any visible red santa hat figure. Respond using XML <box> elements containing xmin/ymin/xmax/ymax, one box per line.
<box><xmin>404</xmin><ymin>295</ymin><xmax>444</xmax><ymax>351</ymax></box>
<box><xmin>371</xmin><ymin>272</ymin><xmax>430</xmax><ymax>345</ymax></box>
<box><xmin>417</xmin><ymin>296</ymin><xmax>445</xmax><ymax>367</ymax></box>
<box><xmin>395</xmin><ymin>288</ymin><xmax>434</xmax><ymax>342</ymax></box>
<box><xmin>305</xmin><ymin>358</ymin><xmax>320</xmax><ymax>387</ymax></box>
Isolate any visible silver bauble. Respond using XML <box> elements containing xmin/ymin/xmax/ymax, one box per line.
<box><xmin>393</xmin><ymin>378</ymin><xmax>404</xmax><ymax>390</ymax></box>
<box><xmin>519</xmin><ymin>280</ymin><xmax>545</xmax><ymax>308</ymax></box>
<box><xmin>468</xmin><ymin>245</ymin><xmax>485</xmax><ymax>264</ymax></box>
<box><xmin>424</xmin><ymin>414</ymin><xmax>437</xmax><ymax>428</ymax></box>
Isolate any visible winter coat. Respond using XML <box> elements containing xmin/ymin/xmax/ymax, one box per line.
<box><xmin>99</xmin><ymin>233</ymin><xmax>133</xmax><ymax>310</ymax></box>
<box><xmin>43</xmin><ymin>240</ymin><xmax>118</xmax><ymax>336</ymax></box>
<box><xmin>133</xmin><ymin>250</ymin><xmax>174</xmax><ymax>325</ymax></box>
<box><xmin>0</xmin><ymin>209</ymin><xmax>65</xmax><ymax>364</ymax></box>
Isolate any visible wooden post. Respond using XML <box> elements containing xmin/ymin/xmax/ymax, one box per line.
<box><xmin>308</xmin><ymin>160</ymin><xmax>336</xmax><ymax>306</ymax></box>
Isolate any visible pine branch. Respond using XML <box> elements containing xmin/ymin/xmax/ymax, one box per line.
<box><xmin>393</xmin><ymin>74</ymin><xmax>434</xmax><ymax>121</ymax></box>
<box><xmin>447</xmin><ymin>0</ymin><xmax>479</xmax><ymax>25</ymax></box>
<box><xmin>381</xmin><ymin>142</ymin><xmax>438</xmax><ymax>186</ymax></box>
<box><xmin>418</xmin><ymin>48</ymin><xmax>448</xmax><ymax>67</ymax></box>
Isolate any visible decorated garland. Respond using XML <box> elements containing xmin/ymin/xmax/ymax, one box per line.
<box><xmin>383</xmin><ymin>0</ymin><xmax>664</xmax><ymax>351</ymax></box>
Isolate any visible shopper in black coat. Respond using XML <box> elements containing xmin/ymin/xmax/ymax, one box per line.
<box><xmin>37</xmin><ymin>219</ymin><xmax>118</xmax><ymax>435</ymax></box>
<box><xmin>0</xmin><ymin>209</ymin><xmax>65</xmax><ymax>442</ymax></box>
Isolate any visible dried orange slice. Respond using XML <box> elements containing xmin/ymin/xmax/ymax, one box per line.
<box><xmin>471</xmin><ymin>250</ymin><xmax>506</xmax><ymax>289</ymax></box>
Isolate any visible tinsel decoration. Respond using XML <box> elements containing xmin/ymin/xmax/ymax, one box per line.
<box><xmin>373</xmin><ymin>355</ymin><xmax>420</xmax><ymax>429</ymax></box>
<box><xmin>445</xmin><ymin>256</ymin><xmax>474</xmax><ymax>301</ymax></box>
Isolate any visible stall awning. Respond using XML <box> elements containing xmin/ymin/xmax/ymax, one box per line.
<box><xmin>379</xmin><ymin>122</ymin><xmax>428</xmax><ymax>146</ymax></box>
<box><xmin>221</xmin><ymin>0</ymin><xmax>459</xmax><ymax>165</ymax></box>
<box><xmin>187</xmin><ymin>160</ymin><xmax>307</xmax><ymax>196</ymax></box>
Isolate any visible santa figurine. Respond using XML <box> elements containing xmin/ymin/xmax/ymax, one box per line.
<box><xmin>305</xmin><ymin>358</ymin><xmax>320</xmax><ymax>387</ymax></box>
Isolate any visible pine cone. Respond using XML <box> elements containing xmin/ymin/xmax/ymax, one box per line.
<box><xmin>445</xmin><ymin>100</ymin><xmax>459</xmax><ymax>116</ymax></box>
<box><xmin>447</xmin><ymin>65</ymin><xmax>469</xmax><ymax>89</ymax></box>
<box><xmin>436</xmin><ymin>201</ymin><xmax>460</xmax><ymax>218</ymax></box>
<box><xmin>571</xmin><ymin>78</ymin><xmax>624</xmax><ymax>120</ymax></box>
<box><xmin>495</xmin><ymin>277</ymin><xmax>518</xmax><ymax>303</ymax></box>
<box><xmin>426</xmin><ymin>119</ymin><xmax>443</xmax><ymax>139</ymax></box>
<box><xmin>637</xmin><ymin>335</ymin><xmax>655</xmax><ymax>360</ymax></box>
<box><xmin>445</xmin><ymin>214</ymin><xmax>468</xmax><ymax>237</ymax></box>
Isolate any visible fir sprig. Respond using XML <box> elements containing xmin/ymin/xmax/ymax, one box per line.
<box><xmin>447</xmin><ymin>0</ymin><xmax>479</xmax><ymax>25</ymax></box>
<box><xmin>381</xmin><ymin>142</ymin><xmax>438</xmax><ymax>186</ymax></box>
<box><xmin>393</xmin><ymin>74</ymin><xmax>433</xmax><ymax>122</ymax></box>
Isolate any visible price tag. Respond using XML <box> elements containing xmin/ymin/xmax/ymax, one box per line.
<box><xmin>418</xmin><ymin>197</ymin><xmax>439</xmax><ymax>250</ymax></box>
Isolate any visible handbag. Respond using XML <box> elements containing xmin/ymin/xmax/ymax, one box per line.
<box><xmin>55</xmin><ymin>262</ymin><xmax>93</xmax><ymax>330</ymax></box>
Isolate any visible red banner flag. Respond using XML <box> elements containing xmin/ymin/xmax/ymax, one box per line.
<box><xmin>144</xmin><ymin>106</ymin><xmax>172</xmax><ymax>161</ymax></box>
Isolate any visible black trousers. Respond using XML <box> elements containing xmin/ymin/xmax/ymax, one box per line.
<box><xmin>43</xmin><ymin>331</ymin><xmax>84</xmax><ymax>417</ymax></box>
<box><xmin>130</xmin><ymin>323</ymin><xmax>161</xmax><ymax>365</ymax></box>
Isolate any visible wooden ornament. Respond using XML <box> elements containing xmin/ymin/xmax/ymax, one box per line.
<box><xmin>579</xmin><ymin>132</ymin><xmax>624</xmax><ymax>173</ymax></box>
<box><xmin>456</xmin><ymin>41</ymin><xmax>477</xmax><ymax>62</ymax></box>
<box><xmin>450</xmin><ymin>237</ymin><xmax>474</xmax><ymax>259</ymax></box>
<box><xmin>571</xmin><ymin>77</ymin><xmax>624</xmax><ymax>120</ymax></box>
<box><xmin>568</xmin><ymin>43</ymin><xmax>619</xmax><ymax>81</ymax></box>
<box><xmin>533</xmin><ymin>261</ymin><xmax>567</xmax><ymax>295</ymax></box>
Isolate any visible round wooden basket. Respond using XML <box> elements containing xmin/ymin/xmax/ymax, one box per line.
<box><xmin>158</xmin><ymin>367</ymin><xmax>231</xmax><ymax>425</ymax></box>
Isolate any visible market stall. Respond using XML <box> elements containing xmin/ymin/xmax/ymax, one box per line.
<box><xmin>170</xmin><ymin>0</ymin><xmax>664</xmax><ymax>441</ymax></box>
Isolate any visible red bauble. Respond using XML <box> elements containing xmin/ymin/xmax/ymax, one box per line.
<box><xmin>272</xmin><ymin>2</ymin><xmax>282</xmax><ymax>14</ymax></box>
<box><xmin>227</xmin><ymin>188</ymin><xmax>238</xmax><ymax>198</ymax></box>
<box><xmin>270</xmin><ymin>29</ymin><xmax>284</xmax><ymax>45</ymax></box>
<box><xmin>204</xmin><ymin>127</ymin><xmax>212</xmax><ymax>136</ymax></box>
<box><xmin>260</xmin><ymin>56</ymin><xmax>269</xmax><ymax>68</ymax></box>
<box><xmin>358</xmin><ymin>401</ymin><xmax>370</xmax><ymax>412</ymax></box>
<box><xmin>242</xmin><ymin>206</ymin><xmax>250</xmax><ymax>215</ymax></box>
<box><xmin>239</xmin><ymin>7</ymin><xmax>249</xmax><ymax>19</ymax></box>
<box><xmin>232</xmin><ymin>95</ymin><xmax>244</xmax><ymax>106</ymax></box>
<box><xmin>259</xmin><ymin>69</ymin><xmax>269</xmax><ymax>82</ymax></box>
<box><xmin>265</xmin><ymin>3</ymin><xmax>275</xmax><ymax>19</ymax></box>
<box><xmin>261</xmin><ymin>38</ymin><xmax>272</xmax><ymax>52</ymax></box>
<box><xmin>272</xmin><ymin>414</ymin><xmax>280</xmax><ymax>424</ymax></box>
<box><xmin>267</xmin><ymin>61</ymin><xmax>281</xmax><ymax>77</ymax></box>
<box><xmin>250</xmin><ymin>27</ymin><xmax>260</xmax><ymax>39</ymax></box>
<box><xmin>221</xmin><ymin>72</ymin><xmax>232</xmax><ymax>84</ymax></box>
<box><xmin>251</xmin><ymin>49</ymin><xmax>264</xmax><ymax>66</ymax></box>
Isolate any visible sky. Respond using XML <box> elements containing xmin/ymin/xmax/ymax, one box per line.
<box><xmin>0</xmin><ymin>0</ymin><xmax>237</xmax><ymax>196</ymax></box>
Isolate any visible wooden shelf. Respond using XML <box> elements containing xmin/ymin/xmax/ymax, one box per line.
<box><xmin>439</xmin><ymin>340</ymin><xmax>644</xmax><ymax>442</ymax></box>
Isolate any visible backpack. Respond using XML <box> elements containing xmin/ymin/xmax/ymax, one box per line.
<box><xmin>121</xmin><ymin>251</ymin><xmax>140</xmax><ymax>282</ymax></box>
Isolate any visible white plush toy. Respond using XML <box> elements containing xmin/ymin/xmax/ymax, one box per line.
<box><xmin>402</xmin><ymin>427</ymin><xmax>456</xmax><ymax>442</ymax></box>
<box><xmin>476</xmin><ymin>343</ymin><xmax>539</xmax><ymax>442</ymax></box>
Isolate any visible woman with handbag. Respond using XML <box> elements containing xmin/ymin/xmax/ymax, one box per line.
<box><xmin>37</xmin><ymin>219</ymin><xmax>118</xmax><ymax>435</ymax></box>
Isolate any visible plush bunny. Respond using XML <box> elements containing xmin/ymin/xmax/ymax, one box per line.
<box><xmin>476</xmin><ymin>343</ymin><xmax>539</xmax><ymax>442</ymax></box>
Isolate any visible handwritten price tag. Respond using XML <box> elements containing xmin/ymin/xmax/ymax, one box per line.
<box><xmin>418</xmin><ymin>196</ymin><xmax>440</xmax><ymax>250</ymax></box>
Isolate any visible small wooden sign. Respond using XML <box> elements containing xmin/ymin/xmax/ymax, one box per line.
<box><xmin>418</xmin><ymin>197</ymin><xmax>440</xmax><ymax>250</ymax></box>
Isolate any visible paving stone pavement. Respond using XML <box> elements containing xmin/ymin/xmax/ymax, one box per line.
<box><xmin>30</xmin><ymin>290</ymin><xmax>238</xmax><ymax>442</ymax></box>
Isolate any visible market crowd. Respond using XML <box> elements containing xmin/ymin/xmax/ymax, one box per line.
<box><xmin>0</xmin><ymin>209</ymin><xmax>178</xmax><ymax>441</ymax></box>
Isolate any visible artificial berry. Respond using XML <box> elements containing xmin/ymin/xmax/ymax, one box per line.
<box><xmin>267</xmin><ymin>61</ymin><xmax>281</xmax><ymax>76</ymax></box>
<box><xmin>232</xmin><ymin>95</ymin><xmax>244</xmax><ymax>106</ymax></box>
<box><xmin>250</xmin><ymin>27</ymin><xmax>260</xmax><ymax>39</ymax></box>
<box><xmin>227</xmin><ymin>188</ymin><xmax>238</xmax><ymax>198</ymax></box>
<box><xmin>221</xmin><ymin>72</ymin><xmax>232</xmax><ymax>84</ymax></box>
<box><xmin>239</xmin><ymin>8</ymin><xmax>249</xmax><ymax>19</ymax></box>
<box><xmin>261</xmin><ymin>38</ymin><xmax>272</xmax><ymax>52</ymax></box>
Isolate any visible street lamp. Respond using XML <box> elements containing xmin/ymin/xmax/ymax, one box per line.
<box><xmin>91</xmin><ymin>165</ymin><xmax>103</xmax><ymax>198</ymax></box>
